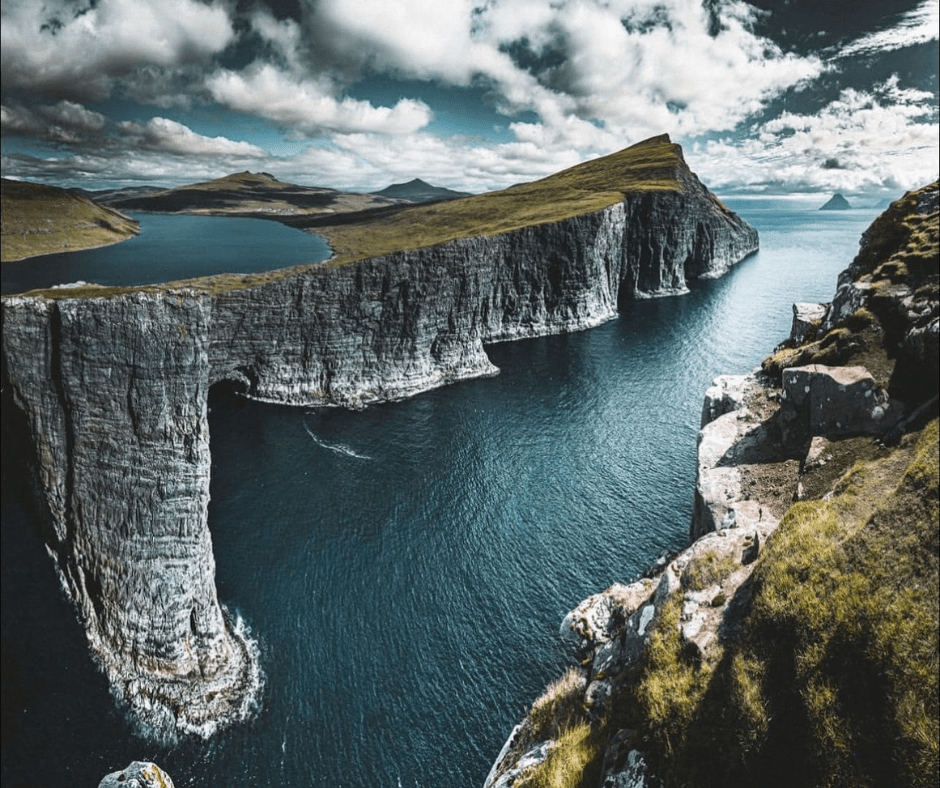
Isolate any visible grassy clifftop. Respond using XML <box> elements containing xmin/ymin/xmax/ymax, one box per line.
<box><xmin>1</xmin><ymin>179</ymin><xmax>140</xmax><ymax>263</ymax></box>
<box><xmin>300</xmin><ymin>134</ymin><xmax>694</xmax><ymax>264</ymax></box>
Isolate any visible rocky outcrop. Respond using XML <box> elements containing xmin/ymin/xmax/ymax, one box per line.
<box><xmin>819</xmin><ymin>193</ymin><xmax>851</xmax><ymax>211</ymax></box>
<box><xmin>1</xmin><ymin>156</ymin><xmax>757</xmax><ymax>741</ymax></box>
<box><xmin>99</xmin><ymin>761</ymin><xmax>175</xmax><ymax>788</ymax></box>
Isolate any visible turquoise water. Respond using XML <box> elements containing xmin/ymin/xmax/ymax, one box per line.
<box><xmin>1</xmin><ymin>202</ymin><xmax>882</xmax><ymax>786</ymax></box>
<box><xmin>1</xmin><ymin>213</ymin><xmax>332</xmax><ymax>295</ymax></box>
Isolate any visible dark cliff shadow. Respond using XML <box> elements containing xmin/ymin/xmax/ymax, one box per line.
<box><xmin>714</xmin><ymin>410</ymin><xmax>807</xmax><ymax>467</ymax></box>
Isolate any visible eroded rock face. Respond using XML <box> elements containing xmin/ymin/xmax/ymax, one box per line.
<box><xmin>1</xmin><ymin>186</ymin><xmax>757</xmax><ymax>740</ymax></box>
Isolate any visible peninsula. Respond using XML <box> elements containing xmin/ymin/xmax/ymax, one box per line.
<box><xmin>1</xmin><ymin>135</ymin><xmax>758</xmax><ymax>741</ymax></box>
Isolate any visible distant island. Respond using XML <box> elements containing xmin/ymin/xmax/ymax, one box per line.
<box><xmin>371</xmin><ymin>177</ymin><xmax>471</xmax><ymax>203</ymax></box>
<box><xmin>819</xmin><ymin>192</ymin><xmax>851</xmax><ymax>210</ymax></box>
<box><xmin>1</xmin><ymin>179</ymin><xmax>139</xmax><ymax>263</ymax></box>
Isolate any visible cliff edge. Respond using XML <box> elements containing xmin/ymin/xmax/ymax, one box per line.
<box><xmin>1</xmin><ymin>137</ymin><xmax>757</xmax><ymax>742</ymax></box>
<box><xmin>485</xmin><ymin>180</ymin><xmax>938</xmax><ymax>788</ymax></box>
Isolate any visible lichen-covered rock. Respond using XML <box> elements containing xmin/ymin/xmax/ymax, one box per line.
<box><xmin>99</xmin><ymin>761</ymin><xmax>174</xmax><ymax>788</ymax></box>
<box><xmin>780</xmin><ymin>364</ymin><xmax>893</xmax><ymax>441</ymax></box>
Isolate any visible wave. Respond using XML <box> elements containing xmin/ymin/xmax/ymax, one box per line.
<box><xmin>303</xmin><ymin>421</ymin><xmax>373</xmax><ymax>460</ymax></box>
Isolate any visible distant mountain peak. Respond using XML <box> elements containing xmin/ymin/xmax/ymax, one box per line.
<box><xmin>372</xmin><ymin>178</ymin><xmax>472</xmax><ymax>203</ymax></box>
<box><xmin>820</xmin><ymin>193</ymin><xmax>851</xmax><ymax>211</ymax></box>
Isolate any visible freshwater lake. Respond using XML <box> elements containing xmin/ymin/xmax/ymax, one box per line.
<box><xmin>1</xmin><ymin>200</ymin><xmax>883</xmax><ymax>786</ymax></box>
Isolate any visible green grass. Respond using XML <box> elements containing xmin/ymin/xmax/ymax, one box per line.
<box><xmin>2</xmin><ymin>178</ymin><xmax>139</xmax><ymax>262</ymax></box>
<box><xmin>645</xmin><ymin>419</ymin><xmax>939</xmax><ymax>788</ymax></box>
<box><xmin>313</xmin><ymin>134</ymin><xmax>689</xmax><ymax>263</ymax></box>
<box><xmin>517</xmin><ymin>723</ymin><xmax>603</xmax><ymax>788</ymax></box>
<box><xmin>682</xmin><ymin>548</ymin><xmax>738</xmax><ymax>592</ymax></box>
<box><xmin>527</xmin><ymin>667</ymin><xmax>587</xmax><ymax>741</ymax></box>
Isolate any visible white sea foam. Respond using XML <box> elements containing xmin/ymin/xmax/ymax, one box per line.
<box><xmin>303</xmin><ymin>421</ymin><xmax>372</xmax><ymax>460</ymax></box>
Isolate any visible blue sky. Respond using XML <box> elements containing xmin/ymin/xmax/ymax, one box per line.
<box><xmin>2</xmin><ymin>0</ymin><xmax>937</xmax><ymax>195</ymax></box>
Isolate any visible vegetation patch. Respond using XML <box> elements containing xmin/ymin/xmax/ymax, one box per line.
<box><xmin>527</xmin><ymin>667</ymin><xmax>588</xmax><ymax>742</ymax></box>
<box><xmin>300</xmin><ymin>135</ymin><xmax>688</xmax><ymax>264</ymax></box>
<box><xmin>517</xmin><ymin>723</ymin><xmax>603</xmax><ymax>788</ymax></box>
<box><xmin>2</xmin><ymin>178</ymin><xmax>139</xmax><ymax>262</ymax></box>
<box><xmin>642</xmin><ymin>420</ymin><xmax>939</xmax><ymax>788</ymax></box>
<box><xmin>681</xmin><ymin>548</ymin><xmax>738</xmax><ymax>592</ymax></box>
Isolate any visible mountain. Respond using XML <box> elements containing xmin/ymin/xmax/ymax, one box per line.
<box><xmin>819</xmin><ymin>192</ymin><xmax>851</xmax><ymax>210</ymax></box>
<box><xmin>1</xmin><ymin>178</ymin><xmax>139</xmax><ymax>263</ymax></box>
<box><xmin>371</xmin><ymin>178</ymin><xmax>472</xmax><ymax>203</ymax></box>
<box><xmin>105</xmin><ymin>171</ymin><xmax>401</xmax><ymax>216</ymax></box>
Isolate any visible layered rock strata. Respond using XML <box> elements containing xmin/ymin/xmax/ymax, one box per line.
<box><xmin>1</xmin><ymin>162</ymin><xmax>757</xmax><ymax>740</ymax></box>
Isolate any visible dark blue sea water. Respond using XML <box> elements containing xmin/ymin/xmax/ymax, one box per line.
<box><xmin>1</xmin><ymin>213</ymin><xmax>332</xmax><ymax>295</ymax></box>
<box><xmin>1</xmin><ymin>200</ymin><xmax>882</xmax><ymax>787</ymax></box>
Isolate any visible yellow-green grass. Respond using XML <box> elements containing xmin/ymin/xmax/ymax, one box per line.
<box><xmin>633</xmin><ymin>420</ymin><xmax>939</xmax><ymax>788</ymax></box>
<box><xmin>2</xmin><ymin>179</ymin><xmax>139</xmax><ymax>263</ymax></box>
<box><xmin>314</xmin><ymin>134</ymin><xmax>688</xmax><ymax>264</ymax></box>
<box><xmin>517</xmin><ymin>723</ymin><xmax>603</xmax><ymax>788</ymax></box>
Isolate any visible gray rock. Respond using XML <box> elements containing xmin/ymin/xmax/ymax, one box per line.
<box><xmin>701</xmin><ymin>374</ymin><xmax>750</xmax><ymax>427</ymax></box>
<box><xmin>781</xmin><ymin>364</ymin><xmax>892</xmax><ymax>440</ymax></box>
<box><xmin>99</xmin><ymin>762</ymin><xmax>174</xmax><ymax>788</ymax></box>
<box><xmin>790</xmin><ymin>302</ymin><xmax>827</xmax><ymax>344</ymax></box>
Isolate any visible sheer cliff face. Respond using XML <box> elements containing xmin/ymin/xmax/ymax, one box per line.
<box><xmin>1</xmin><ymin>181</ymin><xmax>757</xmax><ymax>740</ymax></box>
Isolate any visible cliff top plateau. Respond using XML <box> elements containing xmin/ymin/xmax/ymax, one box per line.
<box><xmin>1</xmin><ymin>179</ymin><xmax>140</xmax><ymax>263</ymax></box>
<box><xmin>486</xmin><ymin>180</ymin><xmax>939</xmax><ymax>788</ymax></box>
<box><xmin>295</xmin><ymin>134</ymin><xmax>725</xmax><ymax>264</ymax></box>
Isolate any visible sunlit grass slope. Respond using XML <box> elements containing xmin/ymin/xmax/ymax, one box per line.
<box><xmin>308</xmin><ymin>134</ymin><xmax>690</xmax><ymax>264</ymax></box>
<box><xmin>1</xmin><ymin>179</ymin><xmax>140</xmax><ymax>263</ymax></box>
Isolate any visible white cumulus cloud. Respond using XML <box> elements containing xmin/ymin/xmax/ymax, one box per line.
<box><xmin>205</xmin><ymin>63</ymin><xmax>433</xmax><ymax>136</ymax></box>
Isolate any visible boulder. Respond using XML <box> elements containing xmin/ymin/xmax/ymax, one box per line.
<box><xmin>790</xmin><ymin>302</ymin><xmax>827</xmax><ymax>344</ymax></box>
<box><xmin>99</xmin><ymin>762</ymin><xmax>174</xmax><ymax>788</ymax></box>
<box><xmin>781</xmin><ymin>364</ymin><xmax>892</xmax><ymax>440</ymax></box>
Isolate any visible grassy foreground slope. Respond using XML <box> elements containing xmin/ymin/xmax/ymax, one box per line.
<box><xmin>299</xmin><ymin>133</ymin><xmax>701</xmax><ymax>264</ymax></box>
<box><xmin>1</xmin><ymin>179</ymin><xmax>140</xmax><ymax>263</ymax></box>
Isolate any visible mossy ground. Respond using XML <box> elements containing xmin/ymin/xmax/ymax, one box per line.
<box><xmin>2</xmin><ymin>179</ymin><xmax>139</xmax><ymax>263</ymax></box>
<box><xmin>520</xmin><ymin>420</ymin><xmax>938</xmax><ymax>788</ymax></box>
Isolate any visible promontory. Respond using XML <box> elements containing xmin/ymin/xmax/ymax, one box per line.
<box><xmin>1</xmin><ymin>135</ymin><xmax>758</xmax><ymax>741</ymax></box>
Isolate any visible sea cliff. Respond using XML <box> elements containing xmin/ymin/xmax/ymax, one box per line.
<box><xmin>0</xmin><ymin>139</ymin><xmax>757</xmax><ymax>741</ymax></box>
<box><xmin>484</xmin><ymin>181</ymin><xmax>938</xmax><ymax>788</ymax></box>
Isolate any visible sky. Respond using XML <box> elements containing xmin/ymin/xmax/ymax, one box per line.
<box><xmin>1</xmin><ymin>0</ymin><xmax>938</xmax><ymax>195</ymax></box>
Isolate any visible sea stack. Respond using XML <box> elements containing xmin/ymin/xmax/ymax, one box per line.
<box><xmin>819</xmin><ymin>192</ymin><xmax>851</xmax><ymax>210</ymax></box>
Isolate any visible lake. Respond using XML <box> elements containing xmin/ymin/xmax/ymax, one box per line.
<box><xmin>1</xmin><ymin>213</ymin><xmax>332</xmax><ymax>295</ymax></box>
<box><xmin>0</xmin><ymin>200</ymin><xmax>883</xmax><ymax>786</ymax></box>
